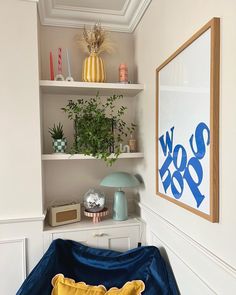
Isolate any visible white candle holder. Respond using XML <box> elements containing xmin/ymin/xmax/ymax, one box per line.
<box><xmin>55</xmin><ymin>74</ymin><xmax>65</xmax><ymax>81</ymax></box>
<box><xmin>66</xmin><ymin>76</ymin><xmax>74</xmax><ymax>82</ymax></box>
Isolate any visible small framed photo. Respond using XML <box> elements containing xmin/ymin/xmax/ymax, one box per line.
<box><xmin>156</xmin><ymin>18</ymin><xmax>220</xmax><ymax>222</ymax></box>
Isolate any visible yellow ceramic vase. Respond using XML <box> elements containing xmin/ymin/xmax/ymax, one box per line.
<box><xmin>82</xmin><ymin>52</ymin><xmax>106</xmax><ymax>82</ymax></box>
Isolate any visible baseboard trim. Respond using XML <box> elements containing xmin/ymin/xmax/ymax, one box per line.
<box><xmin>138</xmin><ymin>202</ymin><xmax>236</xmax><ymax>279</ymax></box>
<box><xmin>0</xmin><ymin>214</ymin><xmax>45</xmax><ymax>224</ymax></box>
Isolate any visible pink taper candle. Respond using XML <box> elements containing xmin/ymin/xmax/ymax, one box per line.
<box><xmin>49</xmin><ymin>51</ymin><xmax>54</xmax><ymax>80</ymax></box>
<box><xmin>58</xmin><ymin>48</ymin><xmax>62</xmax><ymax>75</ymax></box>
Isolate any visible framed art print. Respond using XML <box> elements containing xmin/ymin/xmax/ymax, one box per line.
<box><xmin>156</xmin><ymin>18</ymin><xmax>220</xmax><ymax>222</ymax></box>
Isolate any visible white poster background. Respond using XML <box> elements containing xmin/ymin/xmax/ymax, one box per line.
<box><xmin>158</xmin><ymin>29</ymin><xmax>211</xmax><ymax>214</ymax></box>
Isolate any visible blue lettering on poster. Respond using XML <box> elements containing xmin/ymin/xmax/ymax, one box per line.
<box><xmin>158</xmin><ymin>122</ymin><xmax>210</xmax><ymax>208</ymax></box>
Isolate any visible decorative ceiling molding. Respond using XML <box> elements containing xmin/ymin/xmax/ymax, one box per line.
<box><xmin>38</xmin><ymin>0</ymin><xmax>152</xmax><ymax>33</ymax></box>
<box><xmin>20</xmin><ymin>0</ymin><xmax>39</xmax><ymax>2</ymax></box>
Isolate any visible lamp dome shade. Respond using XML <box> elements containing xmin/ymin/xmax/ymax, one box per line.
<box><xmin>100</xmin><ymin>172</ymin><xmax>140</xmax><ymax>188</ymax></box>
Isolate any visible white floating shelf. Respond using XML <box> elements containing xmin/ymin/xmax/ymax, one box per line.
<box><xmin>44</xmin><ymin>216</ymin><xmax>140</xmax><ymax>232</ymax></box>
<box><xmin>40</xmin><ymin>80</ymin><xmax>144</xmax><ymax>96</ymax></box>
<box><xmin>42</xmin><ymin>153</ymin><xmax>144</xmax><ymax>161</ymax></box>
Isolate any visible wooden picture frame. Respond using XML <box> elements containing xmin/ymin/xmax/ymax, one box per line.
<box><xmin>156</xmin><ymin>18</ymin><xmax>220</xmax><ymax>222</ymax></box>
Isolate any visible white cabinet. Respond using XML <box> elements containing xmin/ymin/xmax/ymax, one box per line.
<box><xmin>54</xmin><ymin>228</ymin><xmax>97</xmax><ymax>246</ymax></box>
<box><xmin>96</xmin><ymin>226</ymin><xmax>140</xmax><ymax>251</ymax></box>
<box><xmin>43</xmin><ymin>217</ymin><xmax>142</xmax><ymax>252</ymax></box>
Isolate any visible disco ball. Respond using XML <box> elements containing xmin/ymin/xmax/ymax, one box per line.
<box><xmin>83</xmin><ymin>188</ymin><xmax>105</xmax><ymax>213</ymax></box>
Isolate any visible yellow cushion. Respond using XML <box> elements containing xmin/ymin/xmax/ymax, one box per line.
<box><xmin>51</xmin><ymin>274</ymin><xmax>106</xmax><ymax>295</ymax></box>
<box><xmin>105</xmin><ymin>280</ymin><xmax>145</xmax><ymax>294</ymax></box>
<box><xmin>51</xmin><ymin>274</ymin><xmax>145</xmax><ymax>295</ymax></box>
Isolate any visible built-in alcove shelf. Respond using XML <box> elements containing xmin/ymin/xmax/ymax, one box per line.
<box><xmin>40</xmin><ymin>80</ymin><xmax>144</xmax><ymax>96</ymax></box>
<box><xmin>42</xmin><ymin>153</ymin><xmax>144</xmax><ymax>161</ymax></box>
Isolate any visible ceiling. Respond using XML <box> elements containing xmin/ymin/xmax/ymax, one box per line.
<box><xmin>38</xmin><ymin>0</ymin><xmax>152</xmax><ymax>33</ymax></box>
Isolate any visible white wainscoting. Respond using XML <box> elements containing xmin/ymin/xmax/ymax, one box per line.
<box><xmin>138</xmin><ymin>202</ymin><xmax>236</xmax><ymax>294</ymax></box>
<box><xmin>0</xmin><ymin>238</ymin><xmax>26</xmax><ymax>295</ymax></box>
<box><xmin>0</xmin><ymin>214</ymin><xmax>45</xmax><ymax>224</ymax></box>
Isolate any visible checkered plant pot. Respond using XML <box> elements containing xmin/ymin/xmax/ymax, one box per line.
<box><xmin>53</xmin><ymin>139</ymin><xmax>67</xmax><ymax>153</ymax></box>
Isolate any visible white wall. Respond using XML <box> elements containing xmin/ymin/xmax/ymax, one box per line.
<box><xmin>0</xmin><ymin>0</ymin><xmax>43</xmax><ymax>219</ymax></box>
<box><xmin>134</xmin><ymin>0</ymin><xmax>236</xmax><ymax>293</ymax></box>
<box><xmin>0</xmin><ymin>1</ymin><xmax>44</xmax><ymax>293</ymax></box>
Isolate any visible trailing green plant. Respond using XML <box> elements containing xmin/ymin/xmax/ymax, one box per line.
<box><xmin>48</xmin><ymin>122</ymin><xmax>65</xmax><ymax>140</ymax></box>
<box><xmin>62</xmin><ymin>93</ymin><xmax>136</xmax><ymax>165</ymax></box>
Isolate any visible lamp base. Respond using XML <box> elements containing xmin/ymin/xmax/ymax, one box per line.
<box><xmin>113</xmin><ymin>191</ymin><xmax>128</xmax><ymax>221</ymax></box>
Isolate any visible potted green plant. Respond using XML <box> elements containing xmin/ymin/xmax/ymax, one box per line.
<box><xmin>49</xmin><ymin>122</ymin><xmax>67</xmax><ymax>153</ymax></box>
<box><xmin>62</xmin><ymin>94</ymin><xmax>135</xmax><ymax>165</ymax></box>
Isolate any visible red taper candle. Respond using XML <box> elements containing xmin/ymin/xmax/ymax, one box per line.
<box><xmin>49</xmin><ymin>51</ymin><xmax>54</xmax><ymax>80</ymax></box>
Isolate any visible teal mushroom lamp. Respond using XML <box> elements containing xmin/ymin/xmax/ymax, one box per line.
<box><xmin>100</xmin><ymin>172</ymin><xmax>140</xmax><ymax>221</ymax></box>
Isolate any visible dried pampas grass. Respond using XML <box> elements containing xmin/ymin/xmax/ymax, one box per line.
<box><xmin>76</xmin><ymin>23</ymin><xmax>115</xmax><ymax>55</ymax></box>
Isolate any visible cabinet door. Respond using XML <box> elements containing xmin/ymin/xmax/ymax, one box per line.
<box><xmin>44</xmin><ymin>229</ymin><xmax>98</xmax><ymax>251</ymax></box>
<box><xmin>52</xmin><ymin>229</ymin><xmax>98</xmax><ymax>247</ymax></box>
<box><xmin>96</xmin><ymin>225</ymin><xmax>140</xmax><ymax>252</ymax></box>
<box><xmin>43</xmin><ymin>224</ymin><xmax>141</xmax><ymax>252</ymax></box>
